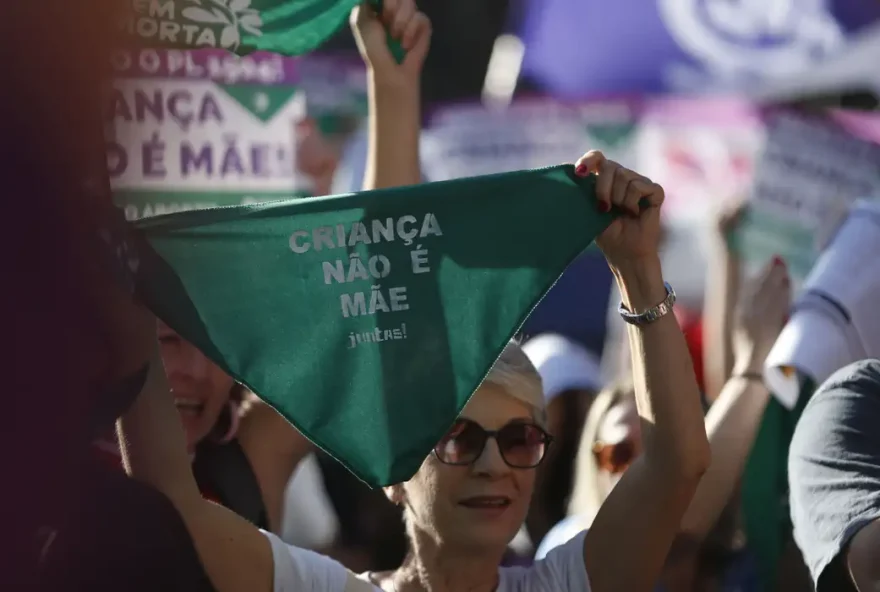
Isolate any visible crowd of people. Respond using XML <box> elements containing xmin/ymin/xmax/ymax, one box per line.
<box><xmin>11</xmin><ymin>1</ymin><xmax>880</xmax><ymax>591</ymax></box>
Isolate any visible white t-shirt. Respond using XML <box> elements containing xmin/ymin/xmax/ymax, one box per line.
<box><xmin>535</xmin><ymin>516</ymin><xmax>590</xmax><ymax>561</ymax></box>
<box><xmin>280</xmin><ymin>453</ymin><xmax>339</xmax><ymax>549</ymax></box>
<box><xmin>262</xmin><ymin>529</ymin><xmax>590</xmax><ymax>592</ymax></box>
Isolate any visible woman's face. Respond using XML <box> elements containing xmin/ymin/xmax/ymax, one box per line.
<box><xmin>157</xmin><ymin>321</ymin><xmax>235</xmax><ymax>451</ymax></box>
<box><xmin>594</xmin><ymin>398</ymin><xmax>642</xmax><ymax>500</ymax></box>
<box><xmin>394</xmin><ymin>384</ymin><xmax>541</xmax><ymax>553</ymax></box>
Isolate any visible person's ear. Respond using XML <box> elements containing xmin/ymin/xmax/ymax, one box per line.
<box><xmin>383</xmin><ymin>484</ymin><xmax>405</xmax><ymax>506</ymax></box>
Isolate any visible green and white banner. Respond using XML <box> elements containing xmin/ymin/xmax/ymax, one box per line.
<box><xmin>732</xmin><ymin>110</ymin><xmax>880</xmax><ymax>286</ymax></box>
<box><xmin>107</xmin><ymin>48</ymin><xmax>367</xmax><ymax>220</ymax></box>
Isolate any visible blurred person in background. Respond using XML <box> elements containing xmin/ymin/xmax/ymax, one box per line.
<box><xmin>156</xmin><ymin>320</ymin><xmax>312</xmax><ymax>534</ymax></box>
<box><xmin>514</xmin><ymin>333</ymin><xmax>603</xmax><ymax>552</ymax></box>
<box><xmin>295</xmin><ymin>114</ymin><xmax>361</xmax><ymax>197</ymax></box>
<box><xmin>91</xmin><ymin>318</ymin><xmax>316</xmax><ymax>535</ymax></box>
<box><xmin>702</xmin><ymin>201</ymin><xmax>813</xmax><ymax>591</ymax></box>
<box><xmin>313</xmin><ymin>451</ymin><xmax>408</xmax><ymax>573</ymax></box>
<box><xmin>538</xmin><ymin>254</ymin><xmax>791</xmax><ymax>591</ymax></box>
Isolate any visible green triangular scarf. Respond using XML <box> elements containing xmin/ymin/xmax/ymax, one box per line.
<box><xmin>741</xmin><ymin>377</ymin><xmax>815</xmax><ymax>589</ymax></box>
<box><xmin>133</xmin><ymin>165</ymin><xmax>610</xmax><ymax>486</ymax></box>
<box><xmin>119</xmin><ymin>0</ymin><xmax>404</xmax><ymax>59</ymax></box>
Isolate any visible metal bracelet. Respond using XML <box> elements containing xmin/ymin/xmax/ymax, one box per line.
<box><xmin>618</xmin><ymin>282</ymin><xmax>676</xmax><ymax>326</ymax></box>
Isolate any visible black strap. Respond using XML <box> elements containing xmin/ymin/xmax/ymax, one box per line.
<box><xmin>192</xmin><ymin>440</ymin><xmax>268</xmax><ymax>531</ymax></box>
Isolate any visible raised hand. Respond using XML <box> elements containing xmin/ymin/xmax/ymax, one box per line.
<box><xmin>575</xmin><ymin>150</ymin><xmax>664</xmax><ymax>270</ymax></box>
<box><xmin>732</xmin><ymin>256</ymin><xmax>791</xmax><ymax>374</ymax></box>
<box><xmin>350</xmin><ymin>0</ymin><xmax>431</xmax><ymax>87</ymax></box>
<box><xmin>716</xmin><ymin>198</ymin><xmax>747</xmax><ymax>239</ymax></box>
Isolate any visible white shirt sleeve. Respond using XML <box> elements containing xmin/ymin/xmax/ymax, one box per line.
<box><xmin>262</xmin><ymin>530</ymin><xmax>351</xmax><ymax>592</ymax></box>
<box><xmin>498</xmin><ymin>530</ymin><xmax>590</xmax><ymax>592</ymax></box>
<box><xmin>534</xmin><ymin>518</ymin><xmax>588</xmax><ymax>560</ymax></box>
<box><xmin>281</xmin><ymin>453</ymin><xmax>339</xmax><ymax>549</ymax></box>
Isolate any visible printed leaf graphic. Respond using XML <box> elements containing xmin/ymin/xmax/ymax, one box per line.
<box><xmin>182</xmin><ymin>6</ymin><xmax>226</xmax><ymax>23</ymax></box>
<box><xmin>229</xmin><ymin>0</ymin><xmax>251</xmax><ymax>12</ymax></box>
<box><xmin>212</xmin><ymin>7</ymin><xmax>232</xmax><ymax>23</ymax></box>
<box><xmin>221</xmin><ymin>25</ymin><xmax>241</xmax><ymax>48</ymax></box>
<box><xmin>240</xmin><ymin>13</ymin><xmax>262</xmax><ymax>35</ymax></box>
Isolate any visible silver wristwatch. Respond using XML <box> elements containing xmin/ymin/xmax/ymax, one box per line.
<box><xmin>618</xmin><ymin>282</ymin><xmax>676</xmax><ymax>326</ymax></box>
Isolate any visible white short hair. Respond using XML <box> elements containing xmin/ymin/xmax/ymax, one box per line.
<box><xmin>482</xmin><ymin>340</ymin><xmax>546</xmax><ymax>425</ymax></box>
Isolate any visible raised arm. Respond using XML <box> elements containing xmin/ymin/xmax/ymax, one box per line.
<box><xmin>679</xmin><ymin>256</ymin><xmax>790</xmax><ymax>540</ymax></box>
<box><xmin>576</xmin><ymin>151</ymin><xmax>711</xmax><ymax>592</ymax></box>
<box><xmin>118</xmin><ymin>343</ymin><xmax>274</xmax><ymax>592</ymax></box>
<box><xmin>351</xmin><ymin>0</ymin><xmax>430</xmax><ymax>191</ymax></box>
<box><xmin>237</xmin><ymin>393</ymin><xmax>313</xmax><ymax>533</ymax></box>
<box><xmin>702</xmin><ymin>202</ymin><xmax>746</xmax><ymax>403</ymax></box>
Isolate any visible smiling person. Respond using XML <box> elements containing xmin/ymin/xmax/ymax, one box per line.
<box><xmin>154</xmin><ymin>320</ymin><xmax>312</xmax><ymax>534</ymax></box>
<box><xmin>94</xmin><ymin>320</ymin><xmax>311</xmax><ymax>534</ymax></box>
<box><xmin>116</xmin><ymin>5</ymin><xmax>709</xmax><ymax>592</ymax></box>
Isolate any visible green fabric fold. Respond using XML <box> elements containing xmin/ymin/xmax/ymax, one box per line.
<box><xmin>133</xmin><ymin>165</ymin><xmax>611</xmax><ymax>486</ymax></box>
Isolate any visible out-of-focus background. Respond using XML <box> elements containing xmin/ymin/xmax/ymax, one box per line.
<box><xmin>32</xmin><ymin>0</ymin><xmax>880</xmax><ymax>589</ymax></box>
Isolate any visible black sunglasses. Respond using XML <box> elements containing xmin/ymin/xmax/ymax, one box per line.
<box><xmin>433</xmin><ymin>418</ymin><xmax>553</xmax><ymax>469</ymax></box>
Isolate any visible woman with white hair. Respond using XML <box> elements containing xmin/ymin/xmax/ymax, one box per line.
<box><xmin>115</xmin><ymin>2</ymin><xmax>709</xmax><ymax>591</ymax></box>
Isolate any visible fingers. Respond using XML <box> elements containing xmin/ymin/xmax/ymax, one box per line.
<box><xmin>401</xmin><ymin>11</ymin><xmax>431</xmax><ymax>54</ymax></box>
<box><xmin>380</xmin><ymin>0</ymin><xmax>399</xmax><ymax>21</ymax></box>
<box><xmin>717</xmin><ymin>197</ymin><xmax>748</xmax><ymax>234</ymax></box>
<box><xmin>754</xmin><ymin>256</ymin><xmax>792</xmax><ymax>323</ymax></box>
<box><xmin>575</xmin><ymin>150</ymin><xmax>663</xmax><ymax>215</ymax></box>
<box><xmin>387</xmin><ymin>0</ymin><xmax>414</xmax><ymax>39</ymax></box>
<box><xmin>574</xmin><ymin>150</ymin><xmax>606</xmax><ymax>176</ymax></box>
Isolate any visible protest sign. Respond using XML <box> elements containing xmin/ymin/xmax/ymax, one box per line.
<box><xmin>421</xmin><ymin>97</ymin><xmax>767</xmax><ymax>307</ymax></box>
<box><xmin>764</xmin><ymin>200</ymin><xmax>880</xmax><ymax>409</ymax></box>
<box><xmin>294</xmin><ymin>54</ymin><xmax>368</xmax><ymax>197</ymax></box>
<box><xmin>422</xmin><ymin>97</ymin><xmax>765</xmax><ymax>221</ymax></box>
<box><xmin>421</xmin><ymin>100</ymin><xmax>639</xmax><ymax>181</ymax></box>
<box><xmin>731</xmin><ymin>110</ymin><xmax>880</xmax><ymax>285</ymax></box>
<box><xmin>132</xmin><ymin>165</ymin><xmax>610</xmax><ymax>486</ymax></box>
<box><xmin>107</xmin><ymin>48</ymin><xmax>307</xmax><ymax>220</ymax></box>
<box><xmin>297</xmin><ymin>54</ymin><xmax>367</xmax><ymax>127</ymax></box>
<box><xmin>116</xmin><ymin>0</ymin><xmax>403</xmax><ymax>58</ymax></box>
<box><xmin>635</xmin><ymin>99</ymin><xmax>764</xmax><ymax>222</ymax></box>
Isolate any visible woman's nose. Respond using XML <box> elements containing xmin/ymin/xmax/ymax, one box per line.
<box><xmin>471</xmin><ymin>438</ymin><xmax>509</xmax><ymax>476</ymax></box>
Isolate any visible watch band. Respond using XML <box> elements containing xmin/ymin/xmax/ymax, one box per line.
<box><xmin>618</xmin><ymin>282</ymin><xmax>676</xmax><ymax>326</ymax></box>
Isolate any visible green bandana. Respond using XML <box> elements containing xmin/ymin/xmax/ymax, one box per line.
<box><xmin>133</xmin><ymin>165</ymin><xmax>609</xmax><ymax>486</ymax></box>
<box><xmin>120</xmin><ymin>0</ymin><xmax>404</xmax><ymax>59</ymax></box>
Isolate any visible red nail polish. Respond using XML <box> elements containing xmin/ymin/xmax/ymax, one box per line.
<box><xmin>598</xmin><ymin>201</ymin><xmax>610</xmax><ymax>213</ymax></box>
<box><xmin>575</xmin><ymin>164</ymin><xmax>588</xmax><ymax>177</ymax></box>
<box><xmin>773</xmin><ymin>255</ymin><xmax>785</xmax><ymax>267</ymax></box>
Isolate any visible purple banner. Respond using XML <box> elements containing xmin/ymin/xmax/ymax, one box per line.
<box><xmin>518</xmin><ymin>0</ymin><xmax>880</xmax><ymax>98</ymax></box>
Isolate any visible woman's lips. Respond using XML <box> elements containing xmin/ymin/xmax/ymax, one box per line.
<box><xmin>174</xmin><ymin>397</ymin><xmax>205</xmax><ymax>416</ymax></box>
<box><xmin>458</xmin><ymin>495</ymin><xmax>512</xmax><ymax>517</ymax></box>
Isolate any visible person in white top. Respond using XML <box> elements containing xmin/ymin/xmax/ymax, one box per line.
<box><xmin>115</xmin><ymin>2</ymin><xmax>710</xmax><ymax>592</ymax></box>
